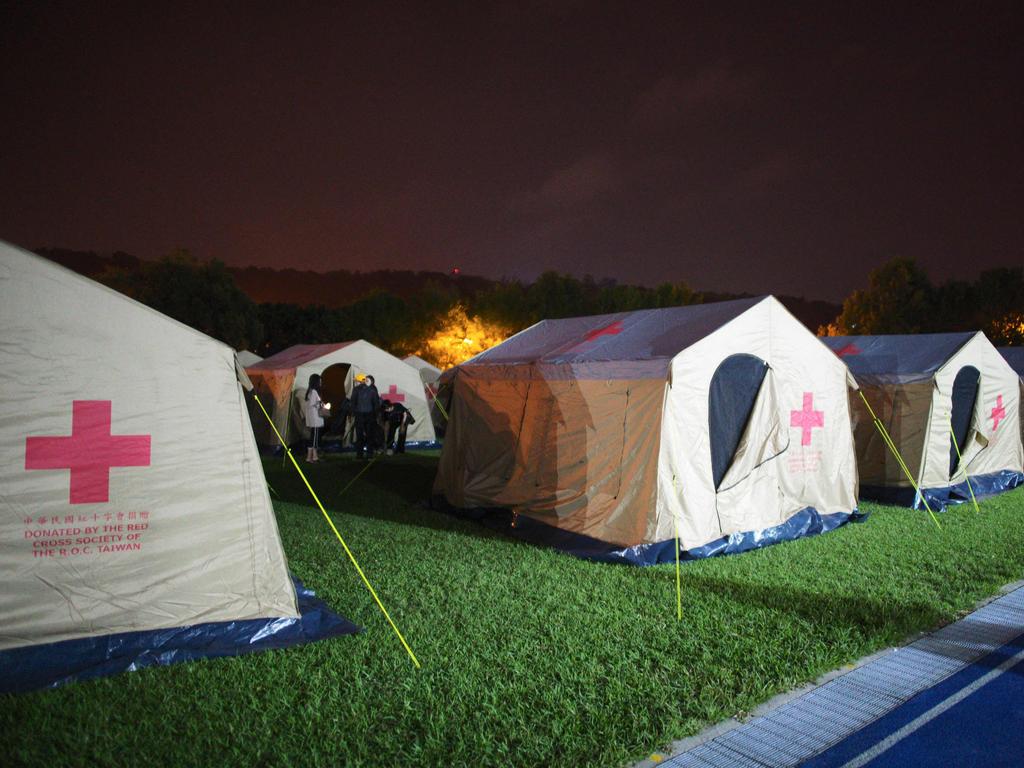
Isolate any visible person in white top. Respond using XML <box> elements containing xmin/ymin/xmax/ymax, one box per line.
<box><xmin>304</xmin><ymin>373</ymin><xmax>326</xmax><ymax>462</ymax></box>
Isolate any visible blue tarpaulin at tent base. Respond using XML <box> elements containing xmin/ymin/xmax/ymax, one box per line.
<box><xmin>436</xmin><ymin>498</ymin><xmax>864</xmax><ymax>566</ymax></box>
<box><xmin>918</xmin><ymin>469</ymin><xmax>1024</xmax><ymax>510</ymax></box>
<box><xmin>514</xmin><ymin>506</ymin><xmax>865</xmax><ymax>565</ymax></box>
<box><xmin>862</xmin><ymin>470</ymin><xmax>1024</xmax><ymax>510</ymax></box>
<box><xmin>0</xmin><ymin>575</ymin><xmax>360</xmax><ymax>694</ymax></box>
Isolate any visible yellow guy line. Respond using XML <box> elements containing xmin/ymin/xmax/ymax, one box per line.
<box><xmin>253</xmin><ymin>394</ymin><xmax>421</xmax><ymax>668</ymax></box>
<box><xmin>432</xmin><ymin>394</ymin><xmax>450</xmax><ymax>422</ymax></box>
<box><xmin>948</xmin><ymin>419</ymin><xmax>980</xmax><ymax>513</ymax></box>
<box><xmin>858</xmin><ymin>390</ymin><xmax>942</xmax><ymax>530</ymax></box>
<box><xmin>337</xmin><ymin>451</ymin><xmax>383</xmax><ymax>499</ymax></box>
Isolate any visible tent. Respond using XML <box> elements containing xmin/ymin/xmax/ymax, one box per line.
<box><xmin>246</xmin><ymin>341</ymin><xmax>437</xmax><ymax>449</ymax></box>
<box><xmin>1000</xmin><ymin>347</ymin><xmax>1024</xmax><ymax>378</ymax></box>
<box><xmin>822</xmin><ymin>333</ymin><xmax>1023</xmax><ymax>508</ymax></box>
<box><xmin>403</xmin><ymin>355</ymin><xmax>444</xmax><ymax>436</ymax></box>
<box><xmin>434</xmin><ymin>296</ymin><xmax>860</xmax><ymax>564</ymax></box>
<box><xmin>0</xmin><ymin>241</ymin><xmax>357</xmax><ymax>692</ymax></box>
<box><xmin>236</xmin><ymin>349</ymin><xmax>263</xmax><ymax>368</ymax></box>
<box><xmin>998</xmin><ymin>347</ymin><xmax>1024</xmax><ymax>451</ymax></box>
<box><xmin>403</xmin><ymin>355</ymin><xmax>442</xmax><ymax>398</ymax></box>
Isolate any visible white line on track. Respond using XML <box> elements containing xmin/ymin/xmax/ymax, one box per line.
<box><xmin>840</xmin><ymin>645</ymin><xmax>1024</xmax><ymax>768</ymax></box>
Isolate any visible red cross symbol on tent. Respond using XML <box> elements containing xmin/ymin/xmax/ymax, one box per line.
<box><xmin>835</xmin><ymin>343</ymin><xmax>861</xmax><ymax>357</ymax></box>
<box><xmin>384</xmin><ymin>385</ymin><xmax>405</xmax><ymax>403</ymax></box>
<box><xmin>990</xmin><ymin>394</ymin><xmax>1006</xmax><ymax>431</ymax></box>
<box><xmin>791</xmin><ymin>392</ymin><xmax>824</xmax><ymax>446</ymax></box>
<box><xmin>24</xmin><ymin>400</ymin><xmax>151</xmax><ymax>504</ymax></box>
<box><xmin>582</xmin><ymin>320</ymin><xmax>623</xmax><ymax>343</ymax></box>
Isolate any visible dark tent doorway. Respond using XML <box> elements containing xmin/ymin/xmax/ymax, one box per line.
<box><xmin>708</xmin><ymin>354</ymin><xmax>770</xmax><ymax>490</ymax></box>
<box><xmin>949</xmin><ymin>365</ymin><xmax>980</xmax><ymax>476</ymax></box>
<box><xmin>321</xmin><ymin>363</ymin><xmax>351</xmax><ymax>440</ymax></box>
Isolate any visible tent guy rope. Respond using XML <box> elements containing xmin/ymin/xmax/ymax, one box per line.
<box><xmin>253</xmin><ymin>393</ymin><xmax>421</xmax><ymax>668</ymax></box>
<box><xmin>857</xmin><ymin>390</ymin><xmax>942</xmax><ymax>530</ymax></box>
<box><xmin>337</xmin><ymin>450</ymin><xmax>384</xmax><ymax>499</ymax></box>
<box><xmin>432</xmin><ymin>393</ymin><xmax>449</xmax><ymax>422</ymax></box>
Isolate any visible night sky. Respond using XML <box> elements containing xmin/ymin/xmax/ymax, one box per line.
<box><xmin>1</xmin><ymin>2</ymin><xmax>1020</xmax><ymax>301</ymax></box>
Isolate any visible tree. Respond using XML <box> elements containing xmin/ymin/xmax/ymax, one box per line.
<box><xmin>930</xmin><ymin>279</ymin><xmax>976</xmax><ymax>332</ymax></box>
<box><xmin>103</xmin><ymin>249</ymin><xmax>263</xmax><ymax>350</ymax></box>
<box><xmin>395</xmin><ymin>280</ymin><xmax>460</xmax><ymax>356</ymax></box>
<box><xmin>988</xmin><ymin>312</ymin><xmax>1024</xmax><ymax>346</ymax></box>
<box><xmin>527</xmin><ymin>271</ymin><xmax>589</xmax><ymax>320</ymax></box>
<box><xmin>653</xmin><ymin>281</ymin><xmax>700</xmax><ymax>308</ymax></box>
<box><xmin>472</xmin><ymin>280</ymin><xmax>532</xmax><ymax>331</ymax></box>
<box><xmin>831</xmin><ymin>257</ymin><xmax>933</xmax><ymax>334</ymax></box>
<box><xmin>342</xmin><ymin>290</ymin><xmax>411</xmax><ymax>350</ymax></box>
<box><xmin>416</xmin><ymin>305</ymin><xmax>511</xmax><ymax>369</ymax></box>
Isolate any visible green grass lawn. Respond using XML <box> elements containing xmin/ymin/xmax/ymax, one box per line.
<box><xmin>4</xmin><ymin>451</ymin><xmax>1024</xmax><ymax>767</ymax></box>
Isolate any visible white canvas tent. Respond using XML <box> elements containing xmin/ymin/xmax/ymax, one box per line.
<box><xmin>0</xmin><ymin>241</ymin><xmax>355</xmax><ymax>690</ymax></box>
<box><xmin>434</xmin><ymin>296</ymin><xmax>860</xmax><ymax>564</ymax></box>
<box><xmin>403</xmin><ymin>355</ymin><xmax>442</xmax><ymax>398</ymax></box>
<box><xmin>403</xmin><ymin>355</ymin><xmax>444</xmax><ymax>435</ymax></box>
<box><xmin>247</xmin><ymin>341</ymin><xmax>437</xmax><ymax>448</ymax></box>
<box><xmin>823</xmin><ymin>333</ymin><xmax>1024</xmax><ymax>507</ymax></box>
<box><xmin>1000</xmin><ymin>347</ymin><xmax>1024</xmax><ymax>379</ymax></box>
<box><xmin>1000</xmin><ymin>347</ymin><xmax>1024</xmax><ymax>456</ymax></box>
<box><xmin>236</xmin><ymin>349</ymin><xmax>263</xmax><ymax>368</ymax></box>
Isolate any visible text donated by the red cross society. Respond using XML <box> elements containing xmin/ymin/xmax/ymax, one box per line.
<box><xmin>23</xmin><ymin>511</ymin><xmax>150</xmax><ymax>558</ymax></box>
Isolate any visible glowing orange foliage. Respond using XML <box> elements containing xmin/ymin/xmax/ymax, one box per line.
<box><xmin>989</xmin><ymin>312</ymin><xmax>1024</xmax><ymax>346</ymax></box>
<box><xmin>416</xmin><ymin>305</ymin><xmax>511</xmax><ymax>369</ymax></box>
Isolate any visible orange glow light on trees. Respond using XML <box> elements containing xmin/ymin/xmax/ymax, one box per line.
<box><xmin>417</xmin><ymin>305</ymin><xmax>510</xmax><ymax>369</ymax></box>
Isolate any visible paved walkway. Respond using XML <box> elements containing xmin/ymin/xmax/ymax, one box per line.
<box><xmin>641</xmin><ymin>581</ymin><xmax>1024</xmax><ymax>768</ymax></box>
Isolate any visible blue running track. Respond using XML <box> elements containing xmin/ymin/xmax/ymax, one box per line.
<box><xmin>799</xmin><ymin>632</ymin><xmax>1024</xmax><ymax>767</ymax></box>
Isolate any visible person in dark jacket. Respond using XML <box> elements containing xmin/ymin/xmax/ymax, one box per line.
<box><xmin>351</xmin><ymin>373</ymin><xmax>381</xmax><ymax>459</ymax></box>
<box><xmin>382</xmin><ymin>399</ymin><xmax>415</xmax><ymax>454</ymax></box>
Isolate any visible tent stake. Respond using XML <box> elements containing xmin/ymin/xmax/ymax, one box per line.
<box><xmin>253</xmin><ymin>393</ymin><xmax>421</xmax><ymax>669</ymax></box>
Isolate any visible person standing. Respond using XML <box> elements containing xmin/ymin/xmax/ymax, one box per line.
<box><xmin>351</xmin><ymin>373</ymin><xmax>380</xmax><ymax>459</ymax></box>
<box><xmin>304</xmin><ymin>373</ymin><xmax>325</xmax><ymax>462</ymax></box>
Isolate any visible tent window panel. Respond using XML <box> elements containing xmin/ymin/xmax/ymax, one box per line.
<box><xmin>708</xmin><ymin>354</ymin><xmax>769</xmax><ymax>490</ymax></box>
<box><xmin>949</xmin><ymin>365</ymin><xmax>980</xmax><ymax>475</ymax></box>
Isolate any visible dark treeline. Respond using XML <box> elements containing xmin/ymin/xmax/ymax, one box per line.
<box><xmin>36</xmin><ymin>249</ymin><xmax>1023</xmax><ymax>364</ymax></box>
<box><xmin>823</xmin><ymin>257</ymin><xmax>1024</xmax><ymax>345</ymax></box>
<box><xmin>259</xmin><ymin>273</ymin><xmax>704</xmax><ymax>357</ymax></box>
